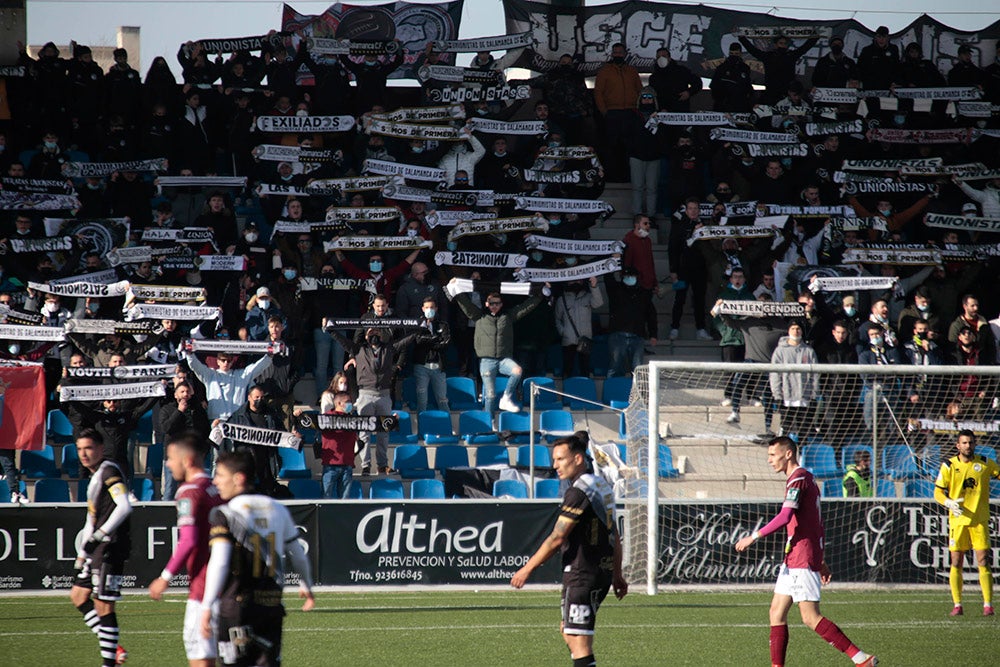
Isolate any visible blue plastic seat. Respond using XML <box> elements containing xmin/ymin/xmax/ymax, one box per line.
<box><xmin>590</xmin><ymin>335</ymin><xmax>610</xmax><ymax>377</ymax></box>
<box><xmin>921</xmin><ymin>444</ymin><xmax>942</xmax><ymax>476</ymax></box>
<box><xmin>475</xmin><ymin>444</ymin><xmax>510</xmax><ymax>467</ymax></box>
<box><xmin>369</xmin><ymin>478</ymin><xmax>404</xmax><ymax>499</ymax></box>
<box><xmin>61</xmin><ymin>444</ymin><xmax>81</xmax><ymax>478</ymax></box>
<box><xmin>800</xmin><ymin>444</ymin><xmax>840</xmax><ymax>479</ymax></box>
<box><xmin>0</xmin><ymin>479</ymin><xmax>10</xmax><ymax>503</ymax></box>
<box><xmin>602</xmin><ymin>376</ymin><xmax>633</xmax><ymax>405</ymax></box>
<box><xmin>410</xmin><ymin>478</ymin><xmax>446</xmax><ymax>499</ymax></box>
<box><xmin>446</xmin><ymin>376</ymin><xmax>481</xmax><ymax>410</ymax></box>
<box><xmin>134</xmin><ymin>410</ymin><xmax>154</xmax><ymax>446</ymax></box>
<box><xmin>841</xmin><ymin>444</ymin><xmax>873</xmax><ymax>471</ymax></box>
<box><xmin>539</xmin><ymin>410</ymin><xmax>575</xmax><ymax>444</ymax></box>
<box><xmin>33</xmin><ymin>478</ymin><xmax>70</xmax><ymax>503</ymax></box>
<box><xmin>822</xmin><ymin>478</ymin><xmax>843</xmax><ymax>497</ymax></box>
<box><xmin>287</xmin><ymin>478</ymin><xmax>324</xmax><ymax>499</ymax></box>
<box><xmin>389</xmin><ymin>410</ymin><xmax>419</xmax><ymax>444</ymax></box>
<box><xmin>492</xmin><ymin>479</ymin><xmax>528</xmax><ymax>499</ymax></box>
<box><xmin>516</xmin><ymin>444</ymin><xmax>552</xmax><ymax>468</ymax></box>
<box><xmin>134</xmin><ymin>477</ymin><xmax>156</xmax><ymax>501</ymax></box>
<box><xmin>976</xmin><ymin>445</ymin><xmax>997</xmax><ymax>461</ymax></box>
<box><xmin>499</xmin><ymin>412</ymin><xmax>534</xmax><ymax>444</ymax></box>
<box><xmin>562</xmin><ymin>377</ymin><xmax>599</xmax><ymax>410</ymax></box>
<box><xmin>146</xmin><ymin>441</ymin><xmax>164</xmax><ymax>479</ymax></box>
<box><xmin>535</xmin><ymin>478</ymin><xmax>562</xmax><ymax>499</ymax></box>
<box><xmin>20</xmin><ymin>445</ymin><xmax>59</xmax><ymax>479</ymax></box>
<box><xmin>881</xmin><ymin>444</ymin><xmax>921</xmax><ymax>480</ymax></box>
<box><xmin>77</xmin><ymin>478</ymin><xmax>90</xmax><ymax>502</ymax></box>
<box><xmin>876</xmin><ymin>478</ymin><xmax>896</xmax><ymax>497</ymax></box>
<box><xmin>347</xmin><ymin>480</ymin><xmax>364</xmax><ymax>499</ymax></box>
<box><xmin>636</xmin><ymin>444</ymin><xmax>681</xmax><ymax>478</ymax></box>
<box><xmin>433</xmin><ymin>444</ymin><xmax>470</xmax><ymax>474</ymax></box>
<box><xmin>277</xmin><ymin>448</ymin><xmax>312</xmax><ymax>479</ymax></box>
<box><xmin>418</xmin><ymin>410</ymin><xmax>460</xmax><ymax>444</ymax></box>
<box><xmin>523</xmin><ymin>377</ymin><xmax>561</xmax><ymax>410</ymax></box>
<box><xmin>46</xmin><ymin>409</ymin><xmax>74</xmax><ymax>445</ymax></box>
<box><xmin>904</xmin><ymin>479</ymin><xmax>937</xmax><ymax>498</ymax></box>
<box><xmin>392</xmin><ymin>444</ymin><xmax>435</xmax><ymax>479</ymax></box>
<box><xmin>460</xmin><ymin>410</ymin><xmax>498</xmax><ymax>444</ymax></box>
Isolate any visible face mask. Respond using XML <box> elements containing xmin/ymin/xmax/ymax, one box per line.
<box><xmin>245</xmin><ymin>232</ymin><xmax>258</xmax><ymax>243</ymax></box>
<box><xmin>656</xmin><ymin>56</ymin><xmax>669</xmax><ymax>68</ymax></box>
<box><xmin>258</xmin><ymin>299</ymin><xmax>270</xmax><ymax>310</ymax></box>
<box><xmin>559</xmin><ymin>63</ymin><xmax>573</xmax><ymax>71</ymax></box>
<box><xmin>878</xmin><ymin>207</ymin><xmax>892</xmax><ymax>216</ymax></box>
<box><xmin>295</xmin><ymin>109</ymin><xmax>308</xmax><ymax>117</ymax></box>
<box><xmin>337</xmin><ymin>381</ymin><xmax>348</xmax><ymax>391</ymax></box>
<box><xmin>16</xmin><ymin>228</ymin><xmax>29</xmax><ymax>235</ymax></box>
<box><xmin>871</xmin><ymin>336</ymin><xmax>884</xmax><ymax>347</ymax></box>
<box><xmin>7</xmin><ymin>343</ymin><xmax>19</xmax><ymax>355</ymax></box>
<box><xmin>43</xmin><ymin>302</ymin><xmax>59</xmax><ymax>314</ymax></box>
<box><xmin>87</xmin><ymin>182</ymin><xmax>100</xmax><ymax>190</ymax></box>
<box><xmin>44</xmin><ymin>141</ymin><xmax>57</xmax><ymax>150</ymax></box>
<box><xmin>611</xmin><ymin>56</ymin><xmax>625</xmax><ymax>64</ymax></box>
<box><xmin>530</xmin><ymin>251</ymin><xmax>543</xmax><ymax>262</ymax></box>
<box><xmin>343</xmin><ymin>402</ymin><xmax>354</xmax><ymax>414</ymax></box>
<box><xmin>283</xmin><ymin>269</ymin><xmax>297</xmax><ymax>280</ymax></box>
<box><xmin>548</xmin><ymin>141</ymin><xmax>560</xmax><ymax>148</ymax></box>
<box><xmin>547</xmin><ymin>217</ymin><xmax>561</xmax><ymax>226</ymax></box>
<box><xmin>447</xmin><ymin>241</ymin><xmax>457</xmax><ymax>251</ymax></box>
<box><xmin>623</xmin><ymin>276</ymin><xmax>638</xmax><ymax>287</ymax></box>
<box><xmin>369</xmin><ymin>261</ymin><xmax>382</xmax><ymax>273</ymax></box>
<box><xmin>844</xmin><ymin>306</ymin><xmax>856</xmax><ymax>317</ymax></box>
<box><xmin>367</xmin><ymin>334</ymin><xmax>382</xmax><ymax>347</ymax></box>
<box><xmin>476</xmin><ymin>108</ymin><xmax>489</xmax><ymax>116</ymax></box>
<box><xmin>250</xmin><ymin>399</ymin><xmax>263</xmax><ymax>410</ymax></box>
<box><xmin>406</xmin><ymin>229</ymin><xmax>418</xmax><ymax>237</ymax></box>
<box><xmin>831</xmin><ymin>44</ymin><xmax>844</xmax><ymax>55</ymax></box>
<box><xmin>635</xmin><ymin>228</ymin><xmax>649</xmax><ymax>239</ymax></box>
<box><xmin>916</xmin><ymin>302</ymin><xmax>929</xmax><ymax>312</ymax></box>
<box><xmin>423</xmin><ymin>308</ymin><xmax>436</xmax><ymax>319</ymax></box>
<box><xmin>893</xmin><ymin>114</ymin><xmax>906</xmax><ymax>126</ymax></box>
<box><xmin>411</xmin><ymin>146</ymin><xmax>424</xmax><ymax>154</ymax></box>
<box><xmin>787</xmin><ymin>335</ymin><xmax>800</xmax><ymax>343</ymax></box>
<box><xmin>280</xmin><ymin>173</ymin><xmax>293</xmax><ymax>182</ymax></box>
<box><xmin>494</xmin><ymin>151</ymin><xmax>506</xmax><ymax>157</ymax></box>
<box><xmin>780</xmin><ymin>158</ymin><xmax>793</xmax><ymax>169</ymax></box>
<box><xmin>874</xmin><ymin>313</ymin><xmax>886</xmax><ymax>323</ymax></box>
<box><xmin>564</xmin><ymin>257</ymin><xmax>578</xmax><ymax>267</ymax></box>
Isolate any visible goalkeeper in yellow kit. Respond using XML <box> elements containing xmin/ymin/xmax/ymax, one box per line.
<box><xmin>934</xmin><ymin>429</ymin><xmax>1000</xmax><ymax>617</ymax></box>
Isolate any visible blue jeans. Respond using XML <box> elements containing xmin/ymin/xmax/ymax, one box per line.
<box><xmin>607</xmin><ymin>332</ymin><xmax>644</xmax><ymax>378</ymax></box>
<box><xmin>322</xmin><ymin>464</ymin><xmax>353</xmax><ymax>499</ymax></box>
<box><xmin>414</xmin><ymin>363</ymin><xmax>449</xmax><ymax>414</ymax></box>
<box><xmin>313</xmin><ymin>327</ymin><xmax>345</xmax><ymax>386</ymax></box>
<box><xmin>479</xmin><ymin>357</ymin><xmax>521</xmax><ymax>414</ymax></box>
<box><xmin>162</xmin><ymin>467</ymin><xmax>180</xmax><ymax>501</ymax></box>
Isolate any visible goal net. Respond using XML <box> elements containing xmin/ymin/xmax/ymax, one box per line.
<box><xmin>622</xmin><ymin>361</ymin><xmax>1000</xmax><ymax>593</ymax></box>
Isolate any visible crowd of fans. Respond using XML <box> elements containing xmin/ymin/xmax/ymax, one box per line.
<box><xmin>0</xmin><ymin>23</ymin><xmax>999</xmax><ymax>500</ymax></box>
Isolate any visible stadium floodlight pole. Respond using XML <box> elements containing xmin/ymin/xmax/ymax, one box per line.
<box><xmin>646</xmin><ymin>363</ymin><xmax>659</xmax><ymax>596</ymax></box>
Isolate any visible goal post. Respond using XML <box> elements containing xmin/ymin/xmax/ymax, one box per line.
<box><xmin>628</xmin><ymin>360</ymin><xmax>1000</xmax><ymax>595</ymax></box>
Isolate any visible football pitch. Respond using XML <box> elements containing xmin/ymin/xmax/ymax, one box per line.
<box><xmin>2</xmin><ymin>588</ymin><xmax>993</xmax><ymax>666</ymax></box>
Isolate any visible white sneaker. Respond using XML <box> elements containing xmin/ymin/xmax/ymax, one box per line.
<box><xmin>669</xmin><ymin>329</ymin><xmax>679</xmax><ymax>340</ymax></box>
<box><xmin>498</xmin><ymin>396</ymin><xmax>521</xmax><ymax>413</ymax></box>
<box><xmin>726</xmin><ymin>411</ymin><xmax>740</xmax><ymax>424</ymax></box>
<box><xmin>128</xmin><ymin>492</ymin><xmax>138</xmax><ymax>503</ymax></box>
<box><xmin>720</xmin><ymin>398</ymin><xmax>733</xmax><ymax>407</ymax></box>
<box><xmin>752</xmin><ymin>398</ymin><xmax>764</xmax><ymax>407</ymax></box>
<box><xmin>696</xmin><ymin>329</ymin><xmax>713</xmax><ymax>341</ymax></box>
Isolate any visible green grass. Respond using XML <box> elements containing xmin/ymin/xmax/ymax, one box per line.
<box><xmin>1</xmin><ymin>588</ymin><xmax>994</xmax><ymax>666</ymax></box>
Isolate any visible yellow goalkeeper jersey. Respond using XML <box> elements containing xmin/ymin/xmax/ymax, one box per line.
<box><xmin>936</xmin><ymin>455</ymin><xmax>1000</xmax><ymax>526</ymax></box>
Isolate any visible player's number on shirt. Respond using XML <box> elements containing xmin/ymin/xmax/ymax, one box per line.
<box><xmin>249</xmin><ymin>532</ymin><xmax>278</xmax><ymax>579</ymax></box>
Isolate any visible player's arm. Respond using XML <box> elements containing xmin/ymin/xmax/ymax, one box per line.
<box><xmin>285</xmin><ymin>538</ymin><xmax>315</xmax><ymax>611</ymax></box>
<box><xmin>75</xmin><ymin>511</ymin><xmax>97</xmax><ymax>568</ymax></box>
<box><xmin>735</xmin><ymin>506</ymin><xmax>795</xmax><ymax>552</ymax></box>
<box><xmin>611</xmin><ymin>524</ymin><xmax>628</xmax><ymax>600</ymax></box>
<box><xmin>82</xmin><ymin>475</ymin><xmax>132</xmax><ymax>558</ymax></box>
<box><xmin>150</xmin><ymin>496</ymin><xmax>199</xmax><ymax>600</ymax></box>
<box><xmin>510</xmin><ymin>515</ymin><xmax>577</xmax><ymax>588</ymax></box>
<box><xmin>933</xmin><ymin>464</ymin><xmax>963</xmax><ymax>516</ymax></box>
<box><xmin>201</xmin><ymin>521</ymin><xmax>233</xmax><ymax>639</ymax></box>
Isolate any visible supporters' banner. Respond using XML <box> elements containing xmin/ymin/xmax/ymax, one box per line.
<box><xmin>523</xmin><ymin>236</ymin><xmax>624</xmax><ymax>255</ymax></box>
<box><xmin>805</xmin><ymin>119</ymin><xmax>863</xmax><ymax>136</ymax></box>
<box><xmin>270</xmin><ymin>220</ymin><xmax>353</xmax><ymax>238</ymax></box>
<box><xmin>43</xmin><ymin>218</ymin><xmax>129</xmax><ymax>264</ymax></box>
<box><xmin>0</xmin><ymin>191</ymin><xmax>80</xmax><ymax>210</ymax></box>
<box><xmin>141</xmin><ymin>227</ymin><xmax>216</xmax><ymax>245</ymax></box>
<box><xmin>257</xmin><ymin>183</ymin><xmax>309</xmax><ymax>197</ymax></box>
<box><xmin>867</xmin><ymin>128</ymin><xmax>976</xmax><ymax>144</ymax></box>
<box><xmin>297</xmin><ymin>277</ymin><xmax>375</xmax><ymax>293</ymax></box>
<box><xmin>427</xmin><ymin>84</ymin><xmax>530</xmax><ymax>104</ymax></box>
<box><xmin>282</xmin><ymin>1</ymin><xmax>464</xmax><ymax>81</ymax></box>
<box><xmin>444</xmin><ymin>278</ymin><xmax>534</xmax><ymax>299</ymax></box>
<box><xmin>416</xmin><ymin>64</ymin><xmax>501</xmax><ymax>84</ymax></box>
<box><xmin>644</xmin><ymin>112</ymin><xmax>734</xmax><ymax>133</ymax></box>
<box><xmin>434</xmin><ymin>251</ymin><xmax>528</xmax><ymax>269</ymax></box>
<box><xmin>251</xmin><ymin>145</ymin><xmax>342</xmax><ymax>164</ymax></box>
<box><xmin>686</xmin><ymin>225</ymin><xmax>777</xmax><ymax>245</ymax></box>
<box><xmin>763</xmin><ymin>205</ymin><xmax>853</xmax><ymax>217</ymax></box>
<box><xmin>956</xmin><ymin>102</ymin><xmax>994</xmax><ymax>118</ymax></box>
<box><xmin>745</xmin><ymin>143</ymin><xmax>809</xmax><ymax>158</ymax></box>
<box><xmin>535</xmin><ymin>146</ymin><xmax>597</xmax><ymax>161</ymax></box>
<box><xmin>325</xmin><ymin>207</ymin><xmax>401</xmax><ymax>223</ymax></box>
<box><xmin>916</xmin><ymin>418</ymin><xmax>1000</xmax><ymax>434</ymax></box>
<box><xmin>27</xmin><ymin>279</ymin><xmax>130</xmax><ymax>299</ymax></box>
<box><xmin>521</xmin><ymin>169</ymin><xmax>596</xmax><ymax>184</ymax></box>
<box><xmin>699</xmin><ymin>201</ymin><xmax>758</xmax><ymax>219</ymax></box>
<box><xmin>6</xmin><ymin>236</ymin><xmax>72</xmax><ymax>253</ymax></box>
<box><xmin>468</xmin><ymin>118</ymin><xmax>548</xmax><ymax>136</ymax></box>
<box><xmin>66</xmin><ymin>364</ymin><xmax>176</xmax><ymax>381</ymax></box>
<box><xmin>937</xmin><ymin>244</ymin><xmax>1000</xmax><ymax>262</ymax></box>
<box><xmin>824</xmin><ymin>216</ymin><xmax>888</xmax><ymax>240</ymax></box>
<box><xmin>107</xmin><ymin>246</ymin><xmax>153</xmax><ymax>267</ymax></box>
<box><xmin>59</xmin><ymin>381</ymin><xmax>166</xmax><ymax>402</ymax></box>
<box><xmin>155</xmin><ymin>176</ymin><xmax>247</xmax><ymax>188</ymax></box>
<box><xmin>126</xmin><ymin>304</ymin><xmax>220</xmax><ymax>321</ymax></box>
<box><xmin>0</xmin><ymin>364</ymin><xmax>46</xmax><ymax>451</ymax></box>
<box><xmin>0</xmin><ymin>66</ymin><xmax>25</xmax><ymax>77</ymax></box>
<box><xmin>808</xmin><ymin>276</ymin><xmax>897</xmax><ymax>293</ymax></box>
<box><xmin>0</xmin><ymin>308</ymin><xmax>42</xmax><ymax>326</ymax></box>
<box><xmin>255</xmin><ymin>115</ymin><xmax>355</xmax><ymax>133</ymax></box>
<box><xmin>710</xmin><ymin>128</ymin><xmax>797</xmax><ymax>143</ymax></box>
<box><xmin>305</xmin><ymin>176</ymin><xmax>389</xmax><ymax>195</ymax></box>
<box><xmin>370</xmin><ymin>105</ymin><xmax>465</xmax><ymax>123</ymax></box>
<box><xmin>323</xmin><ymin>236</ymin><xmax>431</xmax><ymax>252</ymax></box>
<box><xmin>954</xmin><ymin>169</ymin><xmax>1000</xmax><ymax>181</ymax></box>
<box><xmin>503</xmin><ymin>0</ymin><xmax>1000</xmax><ymax>82</ymax></box>
<box><xmin>448</xmin><ymin>216</ymin><xmax>547</xmax><ymax>242</ymax></box>
<box><xmin>842</xmin><ymin>158</ymin><xmax>943</xmax><ymax>172</ymax></box>
<box><xmin>187</xmin><ymin>339</ymin><xmax>283</xmax><ymax>355</ymax></box>
<box><xmin>842</xmin><ymin>247</ymin><xmax>942</xmax><ymax>265</ymax></box>
<box><xmin>811</xmin><ymin>88</ymin><xmax>859</xmax><ymax>105</ymax></box>
<box><xmin>514</xmin><ymin>196</ymin><xmax>614</xmax><ymax>216</ymax></box>
<box><xmin>324</xmin><ymin>317</ymin><xmax>421</xmax><ymax>329</ymax></box>
<box><xmin>842</xmin><ymin>181</ymin><xmax>938</xmax><ymax>196</ymax></box>
<box><xmin>380</xmin><ymin>183</ymin><xmax>478</xmax><ymax>206</ymax></box>
<box><xmin>924</xmin><ymin>213</ymin><xmax>1000</xmax><ymax>233</ymax></box>
<box><xmin>425</xmin><ymin>210</ymin><xmax>493</xmax><ymax>229</ymax></box>
<box><xmin>64</xmin><ymin>319</ymin><xmax>159</xmax><ymax>336</ymax></box>
<box><xmin>195</xmin><ymin>255</ymin><xmax>246</xmax><ymax>272</ymax></box>
<box><xmin>0</xmin><ymin>324</ymin><xmax>65</xmax><ymax>341</ymax></box>
<box><xmin>363</xmin><ymin>159</ymin><xmax>445</xmax><ymax>182</ymax></box>
<box><xmin>305</xmin><ymin>36</ymin><xmax>399</xmax><ymax>56</ymax></box>
<box><xmin>196</xmin><ymin>33</ymin><xmax>286</xmax><ymax>54</ymax></box>
<box><xmin>513</xmin><ymin>257</ymin><xmax>621</xmax><ymax>283</ymax></box>
<box><xmin>212</xmin><ymin>422</ymin><xmax>301</xmax><ymax>450</ymax></box>
<box><xmin>715</xmin><ymin>301</ymin><xmax>805</xmax><ymax>317</ymax></box>
<box><xmin>297</xmin><ymin>413</ymin><xmax>400</xmax><ymax>433</ymax></box>
<box><xmin>432</xmin><ymin>31</ymin><xmax>532</xmax><ymax>53</ymax></box>
<box><xmin>893</xmin><ymin>87</ymin><xmax>981</xmax><ymax>100</ymax></box>
<box><xmin>127</xmin><ymin>284</ymin><xmax>207</xmax><ymax>303</ymax></box>
<box><xmin>367</xmin><ymin>119</ymin><xmax>469</xmax><ymax>141</ymax></box>
<box><xmin>63</xmin><ymin>158</ymin><xmax>167</xmax><ymax>177</ymax></box>
<box><xmin>941</xmin><ymin>163</ymin><xmax>990</xmax><ymax>178</ymax></box>
<box><xmin>735</xmin><ymin>25</ymin><xmax>830</xmax><ymax>38</ymax></box>
<box><xmin>50</xmin><ymin>269</ymin><xmax>120</xmax><ymax>286</ymax></box>
<box><xmin>1</xmin><ymin>178</ymin><xmax>74</xmax><ymax>194</ymax></box>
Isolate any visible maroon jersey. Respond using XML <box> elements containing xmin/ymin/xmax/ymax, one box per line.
<box><xmin>175</xmin><ymin>473</ymin><xmax>223</xmax><ymax>601</ymax></box>
<box><xmin>782</xmin><ymin>466</ymin><xmax>824</xmax><ymax>570</ymax></box>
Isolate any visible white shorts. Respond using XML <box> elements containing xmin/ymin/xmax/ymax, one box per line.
<box><xmin>773</xmin><ymin>564</ymin><xmax>822</xmax><ymax>603</ymax></box>
<box><xmin>184</xmin><ymin>599</ymin><xmax>219</xmax><ymax>660</ymax></box>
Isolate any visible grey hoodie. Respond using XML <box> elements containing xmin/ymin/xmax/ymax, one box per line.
<box><xmin>769</xmin><ymin>335</ymin><xmax>819</xmax><ymax>405</ymax></box>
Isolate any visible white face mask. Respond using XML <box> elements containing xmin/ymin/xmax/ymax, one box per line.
<box><xmin>336</xmin><ymin>381</ymin><xmax>348</xmax><ymax>391</ymax></box>
<box><xmin>406</xmin><ymin>229</ymin><xmax>418</xmax><ymax>237</ymax></box>
<box><xmin>635</xmin><ymin>228</ymin><xmax>649</xmax><ymax>239</ymax></box>
<box><xmin>258</xmin><ymin>299</ymin><xmax>271</xmax><ymax>311</ymax></box>
<box><xmin>245</xmin><ymin>232</ymin><xmax>258</xmax><ymax>243</ymax></box>
<box><xmin>43</xmin><ymin>302</ymin><xmax>59</xmax><ymax>314</ymax></box>
<box><xmin>656</xmin><ymin>56</ymin><xmax>669</xmax><ymax>68</ymax></box>
<box><xmin>787</xmin><ymin>335</ymin><xmax>800</xmax><ymax>343</ymax></box>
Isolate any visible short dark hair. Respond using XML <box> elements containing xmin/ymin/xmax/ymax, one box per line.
<box><xmin>216</xmin><ymin>450</ymin><xmax>255</xmax><ymax>485</ymax></box>
<box><xmin>769</xmin><ymin>435</ymin><xmax>797</xmax><ymax>459</ymax></box>
<box><xmin>853</xmin><ymin>449</ymin><xmax>871</xmax><ymax>464</ymax></box>
<box><xmin>958</xmin><ymin>429</ymin><xmax>976</xmax><ymax>443</ymax></box>
<box><xmin>553</xmin><ymin>434</ymin><xmax>587</xmax><ymax>459</ymax></box>
<box><xmin>267</xmin><ymin>315</ymin><xmax>284</xmax><ymax>325</ymax></box>
<box><xmin>77</xmin><ymin>428</ymin><xmax>104</xmax><ymax>446</ymax></box>
<box><xmin>167</xmin><ymin>432</ymin><xmax>209</xmax><ymax>461</ymax></box>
